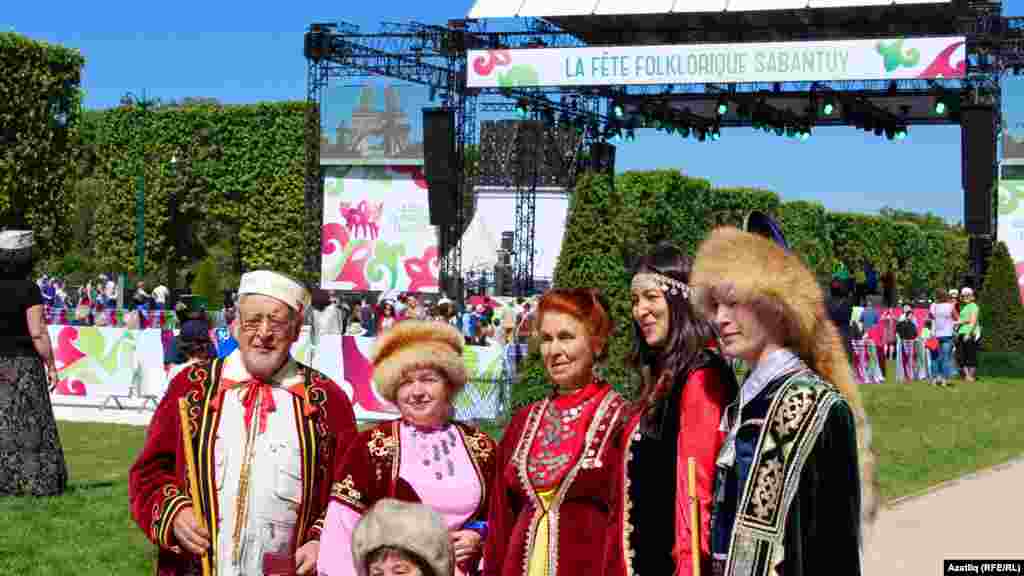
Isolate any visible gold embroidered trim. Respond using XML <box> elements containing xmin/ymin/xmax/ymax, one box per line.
<box><xmin>722</xmin><ymin>374</ymin><xmax>841</xmax><ymax>576</ymax></box>
<box><xmin>454</xmin><ymin>424</ymin><xmax>492</xmax><ymax>520</ymax></box>
<box><xmin>331</xmin><ymin>474</ymin><xmax>365</xmax><ymax>509</ymax></box>
<box><xmin>463</xmin><ymin>429</ymin><xmax>495</xmax><ymax>464</ymax></box>
<box><xmin>512</xmin><ymin>399</ymin><xmax>550</xmax><ymax>576</ymax></box>
<box><xmin>621</xmin><ymin>415</ymin><xmax>639</xmax><ymax>576</ymax></box>
<box><xmin>548</xmin><ymin>391</ymin><xmax>624</xmax><ymax>576</ymax></box>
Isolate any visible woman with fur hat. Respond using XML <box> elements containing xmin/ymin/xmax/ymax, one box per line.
<box><xmin>319</xmin><ymin>321</ymin><xmax>497</xmax><ymax>576</ymax></box>
<box><xmin>619</xmin><ymin>243</ymin><xmax>738</xmax><ymax>576</ymax></box>
<box><xmin>690</xmin><ymin>227</ymin><xmax>867</xmax><ymax>576</ymax></box>
<box><xmin>483</xmin><ymin>288</ymin><xmax>630</xmax><ymax>576</ymax></box>
<box><xmin>351</xmin><ymin>499</ymin><xmax>455</xmax><ymax>576</ymax></box>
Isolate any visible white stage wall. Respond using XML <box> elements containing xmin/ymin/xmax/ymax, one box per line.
<box><xmin>470</xmin><ymin>187</ymin><xmax>570</xmax><ymax>281</ymax></box>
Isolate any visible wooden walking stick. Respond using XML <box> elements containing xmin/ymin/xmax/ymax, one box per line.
<box><xmin>688</xmin><ymin>457</ymin><xmax>701</xmax><ymax>576</ymax></box>
<box><xmin>178</xmin><ymin>398</ymin><xmax>212</xmax><ymax>576</ymax></box>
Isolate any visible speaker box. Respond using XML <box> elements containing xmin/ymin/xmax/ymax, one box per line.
<box><xmin>427</xmin><ymin>182</ymin><xmax>456</xmax><ymax>226</ymax></box>
<box><xmin>589</xmin><ymin>142</ymin><xmax>616</xmax><ymax>174</ymax></box>
<box><xmin>423</xmin><ymin>108</ymin><xmax>456</xmax><ymax>225</ymax></box>
<box><xmin>962</xmin><ymin>106</ymin><xmax>996</xmax><ymax>235</ymax></box>
<box><xmin>514</xmin><ymin>121</ymin><xmax>544</xmax><ymax>187</ymax></box>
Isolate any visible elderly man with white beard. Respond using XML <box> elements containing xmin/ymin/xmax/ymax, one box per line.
<box><xmin>130</xmin><ymin>270</ymin><xmax>359</xmax><ymax>576</ymax></box>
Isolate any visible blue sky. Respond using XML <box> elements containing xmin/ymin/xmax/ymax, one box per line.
<box><xmin>7</xmin><ymin>0</ymin><xmax>1023</xmax><ymax>223</ymax></box>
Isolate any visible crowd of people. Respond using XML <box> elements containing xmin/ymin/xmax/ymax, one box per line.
<box><xmin>5</xmin><ymin>218</ymin><xmax>878</xmax><ymax>575</ymax></box>
<box><xmin>309</xmin><ymin>290</ymin><xmax>535</xmax><ymax>348</ymax></box>
<box><xmin>833</xmin><ymin>285</ymin><xmax>983</xmax><ymax>386</ymax></box>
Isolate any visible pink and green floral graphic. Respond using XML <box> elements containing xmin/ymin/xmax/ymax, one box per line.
<box><xmin>321</xmin><ymin>166</ymin><xmax>439</xmax><ymax>293</ymax></box>
<box><xmin>876</xmin><ymin>38</ymin><xmax>965</xmax><ymax>78</ymax></box>
<box><xmin>51</xmin><ymin>326</ymin><xmax>139</xmax><ymax>396</ymax></box>
<box><xmin>472</xmin><ymin>49</ymin><xmax>539</xmax><ymax>88</ymax></box>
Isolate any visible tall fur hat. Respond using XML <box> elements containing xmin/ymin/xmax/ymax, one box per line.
<box><xmin>690</xmin><ymin>227</ymin><xmax>857</xmax><ymax>406</ymax></box>
<box><xmin>351</xmin><ymin>499</ymin><xmax>453</xmax><ymax>576</ymax></box>
<box><xmin>371</xmin><ymin>320</ymin><xmax>467</xmax><ymax>404</ymax></box>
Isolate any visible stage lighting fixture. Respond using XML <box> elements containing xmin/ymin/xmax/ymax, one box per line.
<box><xmin>822</xmin><ymin>97</ymin><xmax>835</xmax><ymax>116</ymax></box>
<box><xmin>885</xmin><ymin>127</ymin><xmax>895</xmax><ymax>140</ymax></box>
<box><xmin>931</xmin><ymin>88</ymin><xmax>949</xmax><ymax>115</ymax></box>
<box><xmin>774</xmin><ymin>126</ymin><xmax>784</xmax><ymax>137</ymax></box>
<box><xmin>799</xmin><ymin>129</ymin><xmax>810</xmax><ymax>141</ymax></box>
<box><xmin>716</xmin><ymin>97</ymin><xmax>728</xmax><ymax>116</ymax></box>
<box><xmin>680</xmin><ymin>126</ymin><xmax>690</xmax><ymax>138</ymax></box>
<box><xmin>895</xmin><ymin>126</ymin><xmax>908</xmax><ymax>140</ymax></box>
<box><xmin>626</xmin><ymin>128</ymin><xmax>636</xmax><ymax>142</ymax></box>
<box><xmin>612</xmin><ymin>100</ymin><xmax>625</xmax><ymax>119</ymax></box>
<box><xmin>785</xmin><ymin>126</ymin><xmax>796</xmax><ymax>138</ymax></box>
<box><xmin>711</xmin><ymin>125</ymin><xmax>721</xmax><ymax>140</ymax></box>
<box><xmin>515</xmin><ymin>99</ymin><xmax>529</xmax><ymax>117</ymax></box>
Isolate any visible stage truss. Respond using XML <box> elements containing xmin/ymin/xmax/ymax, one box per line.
<box><xmin>306</xmin><ymin>4</ymin><xmax>1024</xmax><ymax>293</ymax></box>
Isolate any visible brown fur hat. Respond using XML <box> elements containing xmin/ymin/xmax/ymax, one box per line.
<box><xmin>351</xmin><ymin>499</ymin><xmax>453</xmax><ymax>576</ymax></box>
<box><xmin>690</xmin><ymin>226</ymin><xmax>861</xmax><ymax>411</ymax></box>
<box><xmin>371</xmin><ymin>320</ymin><xmax>467</xmax><ymax>404</ymax></box>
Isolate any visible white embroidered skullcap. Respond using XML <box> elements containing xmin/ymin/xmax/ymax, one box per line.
<box><xmin>0</xmin><ymin>230</ymin><xmax>33</xmax><ymax>251</ymax></box>
<box><xmin>238</xmin><ymin>270</ymin><xmax>311</xmax><ymax>313</ymax></box>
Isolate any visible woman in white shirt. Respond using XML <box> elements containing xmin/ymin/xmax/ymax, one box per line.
<box><xmin>928</xmin><ymin>290</ymin><xmax>957</xmax><ymax>387</ymax></box>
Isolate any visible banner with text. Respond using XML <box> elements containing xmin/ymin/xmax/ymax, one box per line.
<box><xmin>321</xmin><ymin>165</ymin><xmax>440</xmax><ymax>293</ymax></box>
<box><xmin>468</xmin><ymin>37</ymin><xmax>965</xmax><ymax>88</ymax></box>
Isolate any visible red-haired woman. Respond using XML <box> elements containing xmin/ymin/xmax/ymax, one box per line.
<box><xmin>619</xmin><ymin>243</ymin><xmax>738</xmax><ymax>576</ymax></box>
<box><xmin>483</xmin><ymin>288</ymin><xmax>629</xmax><ymax>576</ymax></box>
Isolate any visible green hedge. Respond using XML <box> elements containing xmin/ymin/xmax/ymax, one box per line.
<box><xmin>0</xmin><ymin>33</ymin><xmax>84</xmax><ymax>261</ymax></box>
<box><xmin>979</xmin><ymin>241</ymin><xmax>1024</xmax><ymax>353</ymax></box>
<box><xmin>509</xmin><ymin>169</ymin><xmax>973</xmax><ymax>411</ymax></box>
<box><xmin>77</xmin><ymin>102</ymin><xmax>311</xmax><ymax>284</ymax></box>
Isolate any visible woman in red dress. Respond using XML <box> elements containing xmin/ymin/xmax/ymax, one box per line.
<box><xmin>620</xmin><ymin>243</ymin><xmax>738</xmax><ymax>576</ymax></box>
<box><xmin>483</xmin><ymin>288</ymin><xmax>629</xmax><ymax>576</ymax></box>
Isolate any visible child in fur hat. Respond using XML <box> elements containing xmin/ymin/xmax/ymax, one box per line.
<box><xmin>351</xmin><ymin>499</ymin><xmax>454</xmax><ymax>576</ymax></box>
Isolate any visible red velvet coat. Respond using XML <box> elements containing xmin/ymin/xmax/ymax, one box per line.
<box><xmin>330</xmin><ymin>420</ymin><xmax>499</xmax><ymax>573</ymax></box>
<box><xmin>330</xmin><ymin>419</ymin><xmax>498</xmax><ymax>519</ymax></box>
<box><xmin>483</xmin><ymin>386</ymin><xmax>630</xmax><ymax>576</ymax></box>
<box><xmin>128</xmin><ymin>358</ymin><xmax>358</xmax><ymax>576</ymax></box>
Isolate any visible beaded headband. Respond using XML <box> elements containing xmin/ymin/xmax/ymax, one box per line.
<box><xmin>631</xmin><ymin>272</ymin><xmax>691</xmax><ymax>299</ymax></box>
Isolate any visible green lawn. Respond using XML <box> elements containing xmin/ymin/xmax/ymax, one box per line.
<box><xmin>0</xmin><ymin>422</ymin><xmax>152</xmax><ymax>575</ymax></box>
<box><xmin>2</xmin><ymin>373</ymin><xmax>1022</xmax><ymax>574</ymax></box>
<box><xmin>861</xmin><ymin>375</ymin><xmax>1024</xmax><ymax>503</ymax></box>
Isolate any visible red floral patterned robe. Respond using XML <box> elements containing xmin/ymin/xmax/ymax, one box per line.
<box><xmin>128</xmin><ymin>358</ymin><xmax>358</xmax><ymax>576</ymax></box>
<box><xmin>483</xmin><ymin>381</ymin><xmax>630</xmax><ymax>576</ymax></box>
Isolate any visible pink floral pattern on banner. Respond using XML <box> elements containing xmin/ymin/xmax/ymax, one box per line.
<box><xmin>321</xmin><ymin>222</ymin><xmax>350</xmax><ymax>256</ymax></box>
<box><xmin>473</xmin><ymin>49</ymin><xmax>511</xmax><ymax>76</ymax></box>
<box><xmin>54</xmin><ymin>327</ymin><xmax>87</xmax><ymax>371</ymax></box>
<box><xmin>917</xmin><ymin>41</ymin><xmax>966</xmax><ymax>79</ymax></box>
<box><xmin>337</xmin><ymin>241</ymin><xmax>374</xmax><ymax>289</ymax></box>
<box><xmin>404</xmin><ymin>246</ymin><xmax>440</xmax><ymax>293</ymax></box>
<box><xmin>341</xmin><ymin>336</ymin><xmax>397</xmax><ymax>414</ymax></box>
<box><xmin>388</xmin><ymin>165</ymin><xmax>428</xmax><ymax>189</ymax></box>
